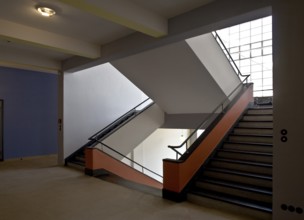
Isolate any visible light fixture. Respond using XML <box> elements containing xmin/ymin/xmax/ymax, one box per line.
<box><xmin>37</xmin><ymin>6</ymin><xmax>56</xmax><ymax>17</ymax></box>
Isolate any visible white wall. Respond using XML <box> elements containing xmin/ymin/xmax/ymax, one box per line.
<box><xmin>112</xmin><ymin>40</ymin><xmax>226</xmax><ymax>114</ymax></box>
<box><xmin>186</xmin><ymin>33</ymin><xmax>241</xmax><ymax>98</ymax></box>
<box><xmin>131</xmin><ymin>128</ymin><xmax>190</xmax><ymax>182</ymax></box>
<box><xmin>63</xmin><ymin>63</ymin><xmax>147</xmax><ymax>158</ymax></box>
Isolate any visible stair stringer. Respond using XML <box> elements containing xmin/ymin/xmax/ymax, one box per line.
<box><xmin>85</xmin><ymin>148</ymin><xmax>163</xmax><ymax>189</ymax></box>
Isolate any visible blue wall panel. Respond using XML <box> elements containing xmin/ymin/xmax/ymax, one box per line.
<box><xmin>0</xmin><ymin>67</ymin><xmax>58</xmax><ymax>159</ymax></box>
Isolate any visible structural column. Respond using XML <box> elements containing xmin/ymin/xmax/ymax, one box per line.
<box><xmin>273</xmin><ymin>0</ymin><xmax>304</xmax><ymax>219</ymax></box>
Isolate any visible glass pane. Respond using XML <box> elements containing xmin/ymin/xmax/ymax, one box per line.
<box><xmin>252</xmin><ymin>65</ymin><xmax>262</xmax><ymax>72</ymax></box>
<box><xmin>252</xmin><ymin>42</ymin><xmax>262</xmax><ymax>49</ymax></box>
<box><xmin>251</xmin><ymin>19</ymin><xmax>262</xmax><ymax>28</ymax></box>
<box><xmin>252</xmin><ymin>27</ymin><xmax>262</xmax><ymax>35</ymax></box>
<box><xmin>251</xmin><ymin>71</ymin><xmax>262</xmax><ymax>79</ymax></box>
<box><xmin>263</xmin><ymin>55</ymin><xmax>273</xmax><ymax>63</ymax></box>
<box><xmin>240</xmin><ymin>22</ymin><xmax>250</xmax><ymax>31</ymax></box>
<box><xmin>263</xmin><ymin>40</ymin><xmax>272</xmax><ymax>47</ymax></box>
<box><xmin>263</xmin><ymin>90</ymin><xmax>273</xmax><ymax>96</ymax></box>
<box><xmin>241</xmin><ymin>44</ymin><xmax>250</xmax><ymax>51</ymax></box>
<box><xmin>263</xmin><ymin>24</ymin><xmax>272</xmax><ymax>33</ymax></box>
<box><xmin>230</xmin><ymin>25</ymin><xmax>239</xmax><ymax>33</ymax></box>
<box><xmin>240</xmin><ymin>59</ymin><xmax>250</xmax><ymax>66</ymax></box>
<box><xmin>263</xmin><ymin>46</ymin><xmax>272</xmax><ymax>55</ymax></box>
<box><xmin>263</xmin><ymin>32</ymin><xmax>272</xmax><ymax>40</ymax></box>
<box><xmin>263</xmin><ymin>78</ymin><xmax>273</xmax><ymax>86</ymax></box>
<box><xmin>240</xmin><ymin>30</ymin><xmax>250</xmax><ymax>38</ymax></box>
<box><xmin>263</xmin><ymin>16</ymin><xmax>272</xmax><ymax>25</ymax></box>
<box><xmin>252</xmin><ymin>49</ymin><xmax>262</xmax><ymax>57</ymax></box>
<box><xmin>240</xmin><ymin>66</ymin><xmax>251</xmax><ymax>73</ymax></box>
<box><xmin>230</xmin><ymin>47</ymin><xmax>239</xmax><ymax>53</ymax></box>
<box><xmin>241</xmin><ymin>51</ymin><xmax>250</xmax><ymax>59</ymax></box>
<box><xmin>240</xmin><ymin>37</ymin><xmax>250</xmax><ymax>45</ymax></box>
<box><xmin>231</xmin><ymin>53</ymin><xmax>239</xmax><ymax>60</ymax></box>
<box><xmin>263</xmin><ymin>70</ymin><xmax>272</xmax><ymax>78</ymax></box>
<box><xmin>252</xmin><ymin>57</ymin><xmax>263</xmax><ymax>64</ymax></box>
<box><xmin>254</xmin><ymin>91</ymin><xmax>263</xmax><ymax>97</ymax></box>
<box><xmin>251</xmin><ymin>34</ymin><xmax>262</xmax><ymax>43</ymax></box>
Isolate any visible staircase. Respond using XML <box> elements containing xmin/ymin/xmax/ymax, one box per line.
<box><xmin>65</xmin><ymin>109</ymin><xmax>137</xmax><ymax>169</ymax></box>
<box><xmin>188</xmin><ymin>106</ymin><xmax>273</xmax><ymax>217</ymax></box>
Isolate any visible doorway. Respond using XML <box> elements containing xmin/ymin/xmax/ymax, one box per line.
<box><xmin>0</xmin><ymin>100</ymin><xmax>3</xmax><ymax>161</ymax></box>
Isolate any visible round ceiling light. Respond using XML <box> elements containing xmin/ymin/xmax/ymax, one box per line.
<box><xmin>37</xmin><ymin>6</ymin><xmax>56</xmax><ymax>17</ymax></box>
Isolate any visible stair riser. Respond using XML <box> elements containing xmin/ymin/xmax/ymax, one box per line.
<box><xmin>222</xmin><ymin>144</ymin><xmax>273</xmax><ymax>153</ymax></box>
<box><xmin>203</xmin><ymin>171</ymin><xmax>272</xmax><ymax>188</ymax></box>
<box><xmin>228</xmin><ymin>136</ymin><xmax>273</xmax><ymax>144</ymax></box>
<box><xmin>195</xmin><ymin>181</ymin><xmax>272</xmax><ymax>204</ymax></box>
<box><xmin>238</xmin><ymin>122</ymin><xmax>273</xmax><ymax>129</ymax></box>
<box><xmin>247</xmin><ymin>109</ymin><xmax>273</xmax><ymax>115</ymax></box>
<box><xmin>216</xmin><ymin>152</ymin><xmax>272</xmax><ymax>164</ymax></box>
<box><xmin>233</xmin><ymin>128</ymin><xmax>273</xmax><ymax>135</ymax></box>
<box><xmin>242</xmin><ymin>115</ymin><xmax>273</xmax><ymax>122</ymax></box>
<box><xmin>209</xmin><ymin>161</ymin><xmax>272</xmax><ymax>175</ymax></box>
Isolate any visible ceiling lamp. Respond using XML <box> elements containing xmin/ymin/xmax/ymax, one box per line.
<box><xmin>37</xmin><ymin>6</ymin><xmax>56</xmax><ymax>17</ymax></box>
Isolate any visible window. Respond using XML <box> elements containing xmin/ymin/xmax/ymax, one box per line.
<box><xmin>217</xmin><ymin>16</ymin><xmax>273</xmax><ymax>97</ymax></box>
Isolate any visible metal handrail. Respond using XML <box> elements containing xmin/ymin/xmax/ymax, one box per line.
<box><xmin>168</xmin><ymin>75</ymin><xmax>250</xmax><ymax>159</ymax></box>
<box><xmin>94</xmin><ymin>140</ymin><xmax>163</xmax><ymax>179</ymax></box>
<box><xmin>212</xmin><ymin>31</ymin><xmax>248</xmax><ymax>78</ymax></box>
<box><xmin>89</xmin><ymin>98</ymin><xmax>152</xmax><ymax>140</ymax></box>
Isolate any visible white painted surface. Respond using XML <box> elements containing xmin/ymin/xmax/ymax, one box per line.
<box><xmin>186</xmin><ymin>33</ymin><xmax>241</xmax><ymax>97</ymax></box>
<box><xmin>63</xmin><ymin>63</ymin><xmax>147</xmax><ymax>158</ymax></box>
<box><xmin>102</xmin><ymin>104</ymin><xmax>165</xmax><ymax>157</ymax></box>
<box><xmin>132</xmin><ymin>128</ymin><xmax>190</xmax><ymax>182</ymax></box>
<box><xmin>112</xmin><ymin>40</ymin><xmax>226</xmax><ymax>114</ymax></box>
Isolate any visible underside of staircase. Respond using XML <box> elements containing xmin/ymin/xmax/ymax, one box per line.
<box><xmin>188</xmin><ymin>106</ymin><xmax>273</xmax><ymax>218</ymax></box>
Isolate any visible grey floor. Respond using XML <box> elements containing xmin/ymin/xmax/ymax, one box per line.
<box><xmin>0</xmin><ymin>155</ymin><xmax>258</xmax><ymax>220</ymax></box>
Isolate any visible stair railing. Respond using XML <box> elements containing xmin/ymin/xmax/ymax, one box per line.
<box><xmin>91</xmin><ymin>140</ymin><xmax>163</xmax><ymax>181</ymax></box>
<box><xmin>168</xmin><ymin>75</ymin><xmax>250</xmax><ymax>160</ymax></box>
<box><xmin>212</xmin><ymin>31</ymin><xmax>248</xmax><ymax>81</ymax></box>
<box><xmin>89</xmin><ymin>98</ymin><xmax>153</xmax><ymax>141</ymax></box>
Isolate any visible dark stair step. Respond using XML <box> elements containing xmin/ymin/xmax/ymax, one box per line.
<box><xmin>190</xmin><ymin>188</ymin><xmax>272</xmax><ymax>213</ymax></box>
<box><xmin>217</xmin><ymin>149</ymin><xmax>273</xmax><ymax>157</ymax></box>
<box><xmin>210</xmin><ymin>158</ymin><xmax>272</xmax><ymax>175</ymax></box>
<box><xmin>203</xmin><ymin>167</ymin><xmax>272</xmax><ymax>188</ymax></box>
<box><xmin>233</xmin><ymin>127</ymin><xmax>273</xmax><ymax>135</ymax></box>
<box><xmin>195</xmin><ymin>178</ymin><xmax>272</xmax><ymax>203</ymax></box>
<box><xmin>228</xmin><ymin>134</ymin><xmax>273</xmax><ymax>144</ymax></box>
<box><xmin>200</xmin><ymin>177</ymin><xmax>272</xmax><ymax>195</ymax></box>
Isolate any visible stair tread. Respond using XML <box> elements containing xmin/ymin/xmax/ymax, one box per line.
<box><xmin>224</xmin><ymin>141</ymin><xmax>273</xmax><ymax>147</ymax></box>
<box><xmin>248</xmin><ymin>107</ymin><xmax>273</xmax><ymax>110</ymax></box>
<box><xmin>245</xmin><ymin>113</ymin><xmax>273</xmax><ymax>116</ymax></box>
<box><xmin>190</xmin><ymin>188</ymin><xmax>272</xmax><ymax>212</ymax></box>
<box><xmin>234</xmin><ymin>127</ymin><xmax>273</xmax><ymax>130</ymax></box>
<box><xmin>229</xmin><ymin>133</ymin><xmax>273</xmax><ymax>138</ymax></box>
<box><xmin>205</xmin><ymin>167</ymin><xmax>272</xmax><ymax>180</ymax></box>
<box><xmin>217</xmin><ymin>149</ymin><xmax>273</xmax><ymax>156</ymax></box>
<box><xmin>211</xmin><ymin>157</ymin><xmax>272</xmax><ymax>167</ymax></box>
<box><xmin>198</xmin><ymin>177</ymin><xmax>272</xmax><ymax>195</ymax></box>
<box><xmin>239</xmin><ymin>120</ymin><xmax>273</xmax><ymax>122</ymax></box>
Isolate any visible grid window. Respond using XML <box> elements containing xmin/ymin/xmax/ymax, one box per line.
<box><xmin>217</xmin><ymin>16</ymin><xmax>273</xmax><ymax>97</ymax></box>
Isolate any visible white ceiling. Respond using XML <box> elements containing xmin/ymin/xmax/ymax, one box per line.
<box><xmin>0</xmin><ymin>0</ymin><xmax>216</xmax><ymax>73</ymax></box>
<box><xmin>0</xmin><ymin>0</ymin><xmax>271</xmax><ymax>74</ymax></box>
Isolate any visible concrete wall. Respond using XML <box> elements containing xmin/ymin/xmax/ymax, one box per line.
<box><xmin>273</xmin><ymin>1</ymin><xmax>304</xmax><ymax>219</ymax></box>
<box><xmin>101</xmin><ymin>104</ymin><xmax>165</xmax><ymax>157</ymax></box>
<box><xmin>132</xmin><ymin>128</ymin><xmax>190</xmax><ymax>182</ymax></box>
<box><xmin>112</xmin><ymin>40</ymin><xmax>227</xmax><ymax>114</ymax></box>
<box><xmin>0</xmin><ymin>66</ymin><xmax>58</xmax><ymax>159</ymax></box>
<box><xmin>63</xmin><ymin>63</ymin><xmax>147</xmax><ymax>159</ymax></box>
<box><xmin>186</xmin><ymin>33</ymin><xmax>241</xmax><ymax>97</ymax></box>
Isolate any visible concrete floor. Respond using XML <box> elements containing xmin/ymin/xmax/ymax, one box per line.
<box><xmin>0</xmin><ymin>155</ymin><xmax>258</xmax><ymax>220</ymax></box>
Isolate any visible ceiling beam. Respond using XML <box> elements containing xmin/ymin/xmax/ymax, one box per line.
<box><xmin>63</xmin><ymin>0</ymin><xmax>272</xmax><ymax>72</ymax></box>
<box><xmin>0</xmin><ymin>19</ymin><xmax>100</xmax><ymax>59</ymax></box>
<box><xmin>59</xmin><ymin>0</ymin><xmax>168</xmax><ymax>37</ymax></box>
<box><xmin>0</xmin><ymin>46</ymin><xmax>61</xmax><ymax>74</ymax></box>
